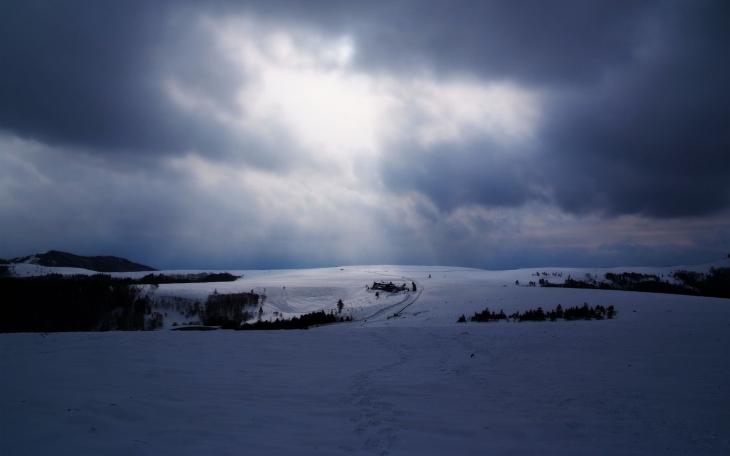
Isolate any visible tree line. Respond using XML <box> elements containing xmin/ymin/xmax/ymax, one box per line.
<box><xmin>539</xmin><ymin>268</ymin><xmax>730</xmax><ymax>299</ymax></box>
<box><xmin>238</xmin><ymin>310</ymin><xmax>352</xmax><ymax>330</ymax></box>
<box><xmin>0</xmin><ymin>274</ymin><xmax>150</xmax><ymax>332</ymax></box>
<box><xmin>135</xmin><ymin>272</ymin><xmax>240</xmax><ymax>284</ymax></box>
<box><xmin>458</xmin><ymin>303</ymin><xmax>615</xmax><ymax>323</ymax></box>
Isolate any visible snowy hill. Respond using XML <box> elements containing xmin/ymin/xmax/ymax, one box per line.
<box><xmin>9</xmin><ymin>250</ymin><xmax>155</xmax><ymax>272</ymax></box>
<box><xmin>7</xmin><ymin>260</ymin><xmax>730</xmax><ymax>326</ymax></box>
<box><xmin>1</xmin><ymin>263</ymin><xmax>729</xmax><ymax>454</ymax></box>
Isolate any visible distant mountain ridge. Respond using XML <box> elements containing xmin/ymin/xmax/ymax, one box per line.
<box><xmin>10</xmin><ymin>250</ymin><xmax>155</xmax><ymax>272</ymax></box>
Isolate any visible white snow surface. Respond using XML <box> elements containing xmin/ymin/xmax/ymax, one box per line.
<box><xmin>2</xmin><ymin>264</ymin><xmax>730</xmax><ymax>454</ymax></box>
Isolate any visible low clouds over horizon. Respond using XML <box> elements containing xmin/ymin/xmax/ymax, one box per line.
<box><xmin>1</xmin><ymin>0</ymin><xmax>729</xmax><ymax>269</ymax></box>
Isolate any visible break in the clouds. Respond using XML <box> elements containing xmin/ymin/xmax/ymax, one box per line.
<box><xmin>0</xmin><ymin>0</ymin><xmax>728</xmax><ymax>268</ymax></box>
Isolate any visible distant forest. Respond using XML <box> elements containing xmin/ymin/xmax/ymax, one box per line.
<box><xmin>539</xmin><ymin>268</ymin><xmax>730</xmax><ymax>299</ymax></box>
<box><xmin>0</xmin><ymin>272</ymin><xmax>240</xmax><ymax>332</ymax></box>
<box><xmin>0</xmin><ymin>274</ymin><xmax>151</xmax><ymax>332</ymax></box>
<box><xmin>0</xmin><ymin>269</ymin><xmax>354</xmax><ymax>332</ymax></box>
<box><xmin>135</xmin><ymin>272</ymin><xmax>239</xmax><ymax>284</ymax></box>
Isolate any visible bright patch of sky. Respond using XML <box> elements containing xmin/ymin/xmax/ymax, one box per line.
<box><xmin>166</xmin><ymin>16</ymin><xmax>541</xmax><ymax>173</ymax></box>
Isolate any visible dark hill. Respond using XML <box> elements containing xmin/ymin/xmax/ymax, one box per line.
<box><xmin>11</xmin><ymin>250</ymin><xmax>155</xmax><ymax>272</ymax></box>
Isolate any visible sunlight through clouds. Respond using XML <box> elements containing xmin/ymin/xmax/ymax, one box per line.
<box><xmin>166</xmin><ymin>15</ymin><xmax>542</xmax><ymax>169</ymax></box>
<box><xmin>156</xmin><ymin>14</ymin><xmax>546</xmax><ymax>262</ymax></box>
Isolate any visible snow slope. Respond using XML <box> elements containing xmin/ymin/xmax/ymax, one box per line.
<box><xmin>143</xmin><ymin>261</ymin><xmax>730</xmax><ymax>326</ymax></box>
<box><xmin>1</xmin><ymin>264</ymin><xmax>729</xmax><ymax>454</ymax></box>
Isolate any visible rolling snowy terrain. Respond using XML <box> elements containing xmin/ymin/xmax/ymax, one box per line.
<box><xmin>2</xmin><ymin>263</ymin><xmax>729</xmax><ymax>454</ymax></box>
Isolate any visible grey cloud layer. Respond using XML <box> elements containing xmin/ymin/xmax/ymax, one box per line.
<box><xmin>364</xmin><ymin>0</ymin><xmax>730</xmax><ymax>218</ymax></box>
<box><xmin>1</xmin><ymin>0</ymin><xmax>728</xmax><ymax>266</ymax></box>
<box><xmin>0</xmin><ymin>1</ymin><xmax>244</xmax><ymax>155</ymax></box>
<box><xmin>540</xmin><ymin>1</ymin><xmax>730</xmax><ymax>217</ymax></box>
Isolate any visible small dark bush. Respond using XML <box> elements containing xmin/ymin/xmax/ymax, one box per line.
<box><xmin>469</xmin><ymin>307</ymin><xmax>507</xmax><ymax>322</ymax></box>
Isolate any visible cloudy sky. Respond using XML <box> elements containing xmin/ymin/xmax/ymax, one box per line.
<box><xmin>1</xmin><ymin>0</ymin><xmax>728</xmax><ymax>269</ymax></box>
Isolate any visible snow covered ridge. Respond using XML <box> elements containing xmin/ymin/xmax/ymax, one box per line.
<box><xmin>1</xmin><ymin>262</ymin><xmax>728</xmax><ymax>332</ymax></box>
<box><xmin>8</xmin><ymin>250</ymin><xmax>155</xmax><ymax>272</ymax></box>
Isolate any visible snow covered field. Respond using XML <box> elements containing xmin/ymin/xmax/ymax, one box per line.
<box><xmin>2</xmin><ymin>264</ymin><xmax>730</xmax><ymax>454</ymax></box>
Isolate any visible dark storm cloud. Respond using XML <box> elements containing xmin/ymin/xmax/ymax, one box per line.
<box><xmin>538</xmin><ymin>1</ymin><xmax>730</xmax><ymax>218</ymax></box>
<box><xmin>368</xmin><ymin>0</ymin><xmax>730</xmax><ymax>218</ymax></box>
<box><xmin>0</xmin><ymin>0</ymin><xmax>662</xmax><ymax>149</ymax></box>
<box><xmin>343</xmin><ymin>0</ymin><xmax>653</xmax><ymax>86</ymax></box>
<box><xmin>382</xmin><ymin>140</ymin><xmax>539</xmax><ymax>210</ymax></box>
<box><xmin>0</xmin><ymin>0</ymin><xmax>241</xmax><ymax>154</ymax></box>
<box><xmin>207</xmin><ymin>0</ymin><xmax>653</xmax><ymax>86</ymax></box>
